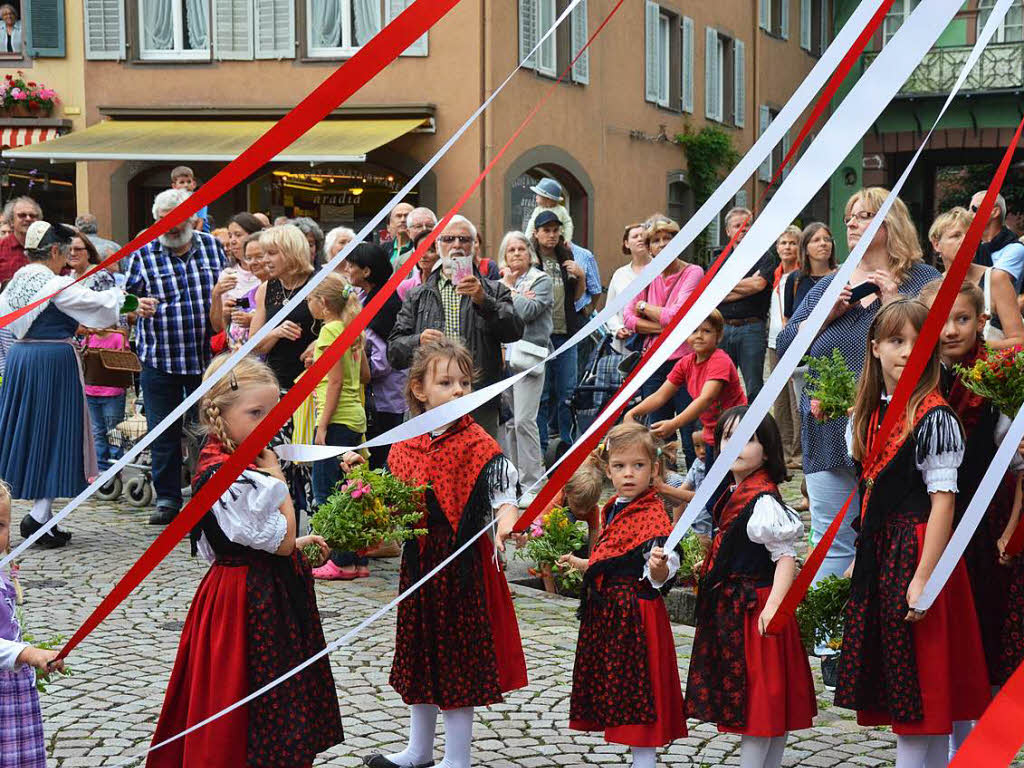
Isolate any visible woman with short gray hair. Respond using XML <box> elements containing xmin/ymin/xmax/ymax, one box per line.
<box><xmin>291</xmin><ymin>217</ymin><xmax>325</xmax><ymax>268</ymax></box>
<box><xmin>498</xmin><ymin>231</ymin><xmax>553</xmax><ymax>504</ymax></box>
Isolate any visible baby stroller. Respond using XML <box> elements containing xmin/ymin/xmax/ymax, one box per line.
<box><xmin>543</xmin><ymin>332</ymin><xmax>639</xmax><ymax>468</ymax></box>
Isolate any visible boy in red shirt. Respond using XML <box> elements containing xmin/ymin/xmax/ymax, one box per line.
<box><xmin>625</xmin><ymin>309</ymin><xmax>746</xmax><ymax>465</ymax></box>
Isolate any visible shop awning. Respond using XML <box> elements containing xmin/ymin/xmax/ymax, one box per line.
<box><xmin>1</xmin><ymin>127</ymin><xmax>59</xmax><ymax>149</ymax></box>
<box><xmin>3</xmin><ymin>118</ymin><xmax>428</xmax><ymax>163</ymax></box>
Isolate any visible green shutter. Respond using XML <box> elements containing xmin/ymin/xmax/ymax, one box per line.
<box><xmin>25</xmin><ymin>0</ymin><xmax>66</xmax><ymax>57</ymax></box>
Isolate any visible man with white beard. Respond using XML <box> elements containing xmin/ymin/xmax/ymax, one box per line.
<box><xmin>124</xmin><ymin>187</ymin><xmax>226</xmax><ymax>525</ymax></box>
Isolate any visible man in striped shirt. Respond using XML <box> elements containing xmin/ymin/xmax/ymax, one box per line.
<box><xmin>124</xmin><ymin>188</ymin><xmax>225</xmax><ymax>525</ymax></box>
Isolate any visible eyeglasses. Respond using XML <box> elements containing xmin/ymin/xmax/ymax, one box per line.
<box><xmin>438</xmin><ymin>235</ymin><xmax>474</xmax><ymax>245</ymax></box>
<box><xmin>69</xmin><ymin>246</ymin><xmax>88</xmax><ymax>253</ymax></box>
<box><xmin>844</xmin><ymin>210</ymin><xmax>876</xmax><ymax>226</ymax></box>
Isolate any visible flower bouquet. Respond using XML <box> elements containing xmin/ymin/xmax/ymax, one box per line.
<box><xmin>803</xmin><ymin>349</ymin><xmax>856</xmax><ymax>422</ymax></box>
<box><xmin>0</xmin><ymin>72</ymin><xmax>58</xmax><ymax>116</ymax></box>
<box><xmin>675</xmin><ymin>532</ymin><xmax>706</xmax><ymax>587</ymax></box>
<box><xmin>515</xmin><ymin>506</ymin><xmax>587</xmax><ymax>594</ymax></box>
<box><xmin>309</xmin><ymin>466</ymin><xmax>428</xmax><ymax>557</ymax></box>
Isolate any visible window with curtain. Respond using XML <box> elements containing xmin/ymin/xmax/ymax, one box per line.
<box><xmin>140</xmin><ymin>0</ymin><xmax>210</xmax><ymax>59</ymax></box>
<box><xmin>978</xmin><ymin>0</ymin><xmax>1023</xmax><ymax>41</ymax></box>
<box><xmin>307</xmin><ymin>0</ymin><xmax>382</xmax><ymax>56</ymax></box>
<box><xmin>882</xmin><ymin>0</ymin><xmax>919</xmax><ymax>44</ymax></box>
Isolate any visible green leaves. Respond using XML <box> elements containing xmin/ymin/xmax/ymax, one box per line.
<box><xmin>675</xmin><ymin>533</ymin><xmax>705</xmax><ymax>586</ymax></box>
<box><xmin>310</xmin><ymin>466</ymin><xmax>428</xmax><ymax>554</ymax></box>
<box><xmin>803</xmin><ymin>349</ymin><xmax>857</xmax><ymax>422</ymax></box>
<box><xmin>514</xmin><ymin>507</ymin><xmax>587</xmax><ymax>569</ymax></box>
<box><xmin>795</xmin><ymin>575</ymin><xmax>850</xmax><ymax>654</ymax></box>
<box><xmin>954</xmin><ymin>344</ymin><xmax>1024</xmax><ymax>418</ymax></box>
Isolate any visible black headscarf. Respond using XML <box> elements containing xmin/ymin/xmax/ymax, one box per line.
<box><xmin>348</xmin><ymin>241</ymin><xmax>401</xmax><ymax>339</ymax></box>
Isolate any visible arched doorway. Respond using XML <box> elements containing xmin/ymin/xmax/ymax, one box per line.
<box><xmin>505</xmin><ymin>147</ymin><xmax>593</xmax><ymax>248</ymax></box>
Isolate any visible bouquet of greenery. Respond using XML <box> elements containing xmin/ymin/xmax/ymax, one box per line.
<box><xmin>955</xmin><ymin>344</ymin><xmax>1024</xmax><ymax>418</ymax></box>
<box><xmin>803</xmin><ymin>349</ymin><xmax>857</xmax><ymax>422</ymax></box>
<box><xmin>516</xmin><ymin>506</ymin><xmax>587</xmax><ymax>569</ymax></box>
<box><xmin>309</xmin><ymin>466</ymin><xmax>428</xmax><ymax>554</ymax></box>
<box><xmin>675</xmin><ymin>533</ymin><xmax>706</xmax><ymax>587</ymax></box>
<box><xmin>795</xmin><ymin>575</ymin><xmax>850</xmax><ymax>654</ymax></box>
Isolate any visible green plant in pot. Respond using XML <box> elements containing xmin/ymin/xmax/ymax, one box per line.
<box><xmin>795</xmin><ymin>575</ymin><xmax>850</xmax><ymax>688</ymax></box>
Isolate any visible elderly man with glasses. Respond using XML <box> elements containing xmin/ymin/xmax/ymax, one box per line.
<box><xmin>388</xmin><ymin>214</ymin><xmax>523</xmax><ymax>437</ymax></box>
<box><xmin>0</xmin><ymin>196</ymin><xmax>41</xmax><ymax>284</ymax></box>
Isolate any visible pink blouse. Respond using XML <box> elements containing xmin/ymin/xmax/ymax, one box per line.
<box><xmin>623</xmin><ymin>262</ymin><xmax>704</xmax><ymax>360</ymax></box>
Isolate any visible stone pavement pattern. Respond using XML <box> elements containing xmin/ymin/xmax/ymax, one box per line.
<box><xmin>6</xmin><ymin>496</ymin><xmax>982</xmax><ymax>768</ymax></box>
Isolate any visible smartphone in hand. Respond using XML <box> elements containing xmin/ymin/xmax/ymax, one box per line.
<box><xmin>847</xmin><ymin>281</ymin><xmax>881</xmax><ymax>304</ymax></box>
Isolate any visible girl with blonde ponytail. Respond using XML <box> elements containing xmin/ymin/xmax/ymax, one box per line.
<box><xmin>148</xmin><ymin>354</ymin><xmax>343</xmax><ymax>768</ymax></box>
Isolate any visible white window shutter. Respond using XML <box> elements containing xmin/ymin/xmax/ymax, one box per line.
<box><xmin>781</xmin><ymin>0</ymin><xmax>790</xmax><ymax>39</ymax></box>
<box><xmin>781</xmin><ymin>131</ymin><xmax>792</xmax><ymax>178</ymax></box>
<box><xmin>705</xmin><ymin>26</ymin><xmax>720</xmax><ymax>120</ymax></box>
<box><xmin>708</xmin><ymin>216</ymin><xmax>721</xmax><ymax>248</ymax></box>
<box><xmin>570</xmin><ymin>0</ymin><xmax>589</xmax><ymax>84</ymax></box>
<box><xmin>213</xmin><ymin>0</ymin><xmax>253</xmax><ymax>60</ymax></box>
<box><xmin>735</xmin><ymin>189</ymin><xmax>749</xmax><ymax>209</ymax></box>
<box><xmin>820</xmin><ymin>0</ymin><xmax>830</xmax><ymax>52</ymax></box>
<box><xmin>644</xmin><ymin>1</ymin><xmax>660</xmax><ymax>103</ymax></box>
<box><xmin>519</xmin><ymin>0</ymin><xmax>538</xmax><ymax>68</ymax></box>
<box><xmin>681</xmin><ymin>16</ymin><xmax>694</xmax><ymax>113</ymax></box>
<box><xmin>758</xmin><ymin>105</ymin><xmax>772</xmax><ymax>181</ymax></box>
<box><xmin>733</xmin><ymin>39</ymin><xmax>745</xmax><ymax>128</ymax></box>
<box><xmin>759</xmin><ymin>0</ymin><xmax>770</xmax><ymax>30</ymax></box>
<box><xmin>84</xmin><ymin>0</ymin><xmax>125</xmax><ymax>60</ymax></box>
<box><xmin>386</xmin><ymin>0</ymin><xmax>428</xmax><ymax>56</ymax></box>
<box><xmin>800</xmin><ymin>0</ymin><xmax>812</xmax><ymax>50</ymax></box>
<box><xmin>255</xmin><ymin>0</ymin><xmax>294</xmax><ymax>58</ymax></box>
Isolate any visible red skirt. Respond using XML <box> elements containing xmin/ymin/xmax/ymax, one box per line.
<box><xmin>718</xmin><ymin>587</ymin><xmax>817</xmax><ymax>737</ymax></box>
<box><xmin>147</xmin><ymin>564</ymin><xmax>253</xmax><ymax>768</ymax></box>
<box><xmin>855</xmin><ymin>524</ymin><xmax>991</xmax><ymax>735</ymax></box>
<box><xmin>570</xmin><ymin>589</ymin><xmax>686</xmax><ymax>747</ymax></box>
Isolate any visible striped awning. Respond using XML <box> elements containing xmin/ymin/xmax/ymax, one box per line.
<box><xmin>1</xmin><ymin>127</ymin><xmax>58</xmax><ymax>150</ymax></box>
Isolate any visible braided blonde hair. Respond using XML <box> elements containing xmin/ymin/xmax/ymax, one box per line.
<box><xmin>199</xmin><ymin>355</ymin><xmax>279</xmax><ymax>451</ymax></box>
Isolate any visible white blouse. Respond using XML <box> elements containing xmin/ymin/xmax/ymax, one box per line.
<box><xmin>196</xmin><ymin>469</ymin><xmax>290</xmax><ymax>563</ymax></box>
<box><xmin>747</xmin><ymin>495</ymin><xmax>804</xmax><ymax>562</ymax></box>
<box><xmin>642</xmin><ymin>545</ymin><xmax>681</xmax><ymax>588</ymax></box>
<box><xmin>0</xmin><ymin>263</ymin><xmax>123</xmax><ymax>339</ymax></box>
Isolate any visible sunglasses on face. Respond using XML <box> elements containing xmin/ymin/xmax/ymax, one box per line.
<box><xmin>438</xmin><ymin>235</ymin><xmax>474</xmax><ymax>245</ymax></box>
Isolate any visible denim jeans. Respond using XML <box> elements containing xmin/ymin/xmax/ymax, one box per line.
<box><xmin>720</xmin><ymin>320</ymin><xmax>767</xmax><ymax>400</ymax></box>
<box><xmin>140</xmin><ymin>366</ymin><xmax>202</xmax><ymax>511</ymax></box>
<box><xmin>87</xmin><ymin>393</ymin><xmax>127</xmax><ymax>471</ymax></box>
<box><xmin>538</xmin><ymin>334</ymin><xmax>578</xmax><ymax>449</ymax></box>
<box><xmin>312</xmin><ymin>424</ymin><xmax>369</xmax><ymax>569</ymax></box>
<box><xmin>638</xmin><ymin>357</ymin><xmax>697</xmax><ymax>468</ymax></box>
<box><xmin>805</xmin><ymin>467</ymin><xmax>860</xmax><ymax>584</ymax></box>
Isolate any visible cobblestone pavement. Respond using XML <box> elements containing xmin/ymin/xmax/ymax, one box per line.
<box><xmin>7</xmin><ymin>494</ymin><xmax>991</xmax><ymax>768</ymax></box>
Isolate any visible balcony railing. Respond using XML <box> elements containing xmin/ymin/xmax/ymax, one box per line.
<box><xmin>864</xmin><ymin>41</ymin><xmax>1024</xmax><ymax>95</ymax></box>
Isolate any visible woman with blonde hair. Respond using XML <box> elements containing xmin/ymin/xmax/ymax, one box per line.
<box><xmin>776</xmin><ymin>188</ymin><xmax>940</xmax><ymax>586</ymax></box>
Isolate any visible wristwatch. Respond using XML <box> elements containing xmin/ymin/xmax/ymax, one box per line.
<box><xmin>637</xmin><ymin>301</ymin><xmax>647</xmax><ymax>316</ymax></box>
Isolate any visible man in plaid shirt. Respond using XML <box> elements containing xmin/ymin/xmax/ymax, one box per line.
<box><xmin>124</xmin><ymin>188</ymin><xmax>225</xmax><ymax>525</ymax></box>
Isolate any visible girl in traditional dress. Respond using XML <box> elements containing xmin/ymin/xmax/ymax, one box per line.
<box><xmin>835</xmin><ymin>299</ymin><xmax>990</xmax><ymax>768</ymax></box>
<box><xmin>356</xmin><ymin>338</ymin><xmax>527</xmax><ymax>768</ymax></box>
<box><xmin>0</xmin><ymin>481</ymin><xmax>65</xmax><ymax>768</ymax></box>
<box><xmin>148</xmin><ymin>355</ymin><xmax>342</xmax><ymax>768</ymax></box>
<box><xmin>0</xmin><ymin>221</ymin><xmax>133</xmax><ymax>549</ymax></box>
<box><xmin>686</xmin><ymin>407</ymin><xmax>815</xmax><ymax>768</ymax></box>
<box><xmin>559</xmin><ymin>422</ymin><xmax>686</xmax><ymax>768</ymax></box>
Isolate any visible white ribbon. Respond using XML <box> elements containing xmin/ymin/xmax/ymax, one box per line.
<box><xmin>913</xmin><ymin>404</ymin><xmax>1024</xmax><ymax>611</ymax></box>
<box><xmin>0</xmin><ymin>0</ymin><xmax>584</xmax><ymax>570</ymax></box>
<box><xmin>662</xmin><ymin>0</ymin><xmax>1014</xmax><ymax>553</ymax></box>
<box><xmin>277</xmin><ymin>0</ymin><xmax>894</xmax><ymax>464</ymax></box>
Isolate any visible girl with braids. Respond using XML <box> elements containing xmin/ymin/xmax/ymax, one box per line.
<box><xmin>686</xmin><ymin>408</ymin><xmax>814</xmax><ymax>768</ymax></box>
<box><xmin>835</xmin><ymin>299</ymin><xmax>989</xmax><ymax>768</ymax></box>
<box><xmin>559</xmin><ymin>422</ymin><xmax>686</xmax><ymax>768</ymax></box>
<box><xmin>350</xmin><ymin>338</ymin><xmax>526</xmax><ymax>768</ymax></box>
<box><xmin>148</xmin><ymin>355</ymin><xmax>342</xmax><ymax>768</ymax></box>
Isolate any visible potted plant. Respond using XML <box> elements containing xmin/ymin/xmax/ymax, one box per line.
<box><xmin>305</xmin><ymin>465</ymin><xmax>428</xmax><ymax>566</ymax></box>
<box><xmin>514</xmin><ymin>506</ymin><xmax>587</xmax><ymax>594</ymax></box>
<box><xmin>795</xmin><ymin>574</ymin><xmax>850</xmax><ymax>688</ymax></box>
<box><xmin>0</xmin><ymin>71</ymin><xmax>58</xmax><ymax>117</ymax></box>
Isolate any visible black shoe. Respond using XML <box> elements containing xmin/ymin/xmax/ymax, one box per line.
<box><xmin>148</xmin><ymin>506</ymin><xmax>178</xmax><ymax>525</ymax></box>
<box><xmin>363</xmin><ymin>755</ymin><xmax>434</xmax><ymax>768</ymax></box>
<box><xmin>20</xmin><ymin>515</ymin><xmax>66</xmax><ymax>549</ymax></box>
<box><xmin>51</xmin><ymin>526</ymin><xmax>72</xmax><ymax>544</ymax></box>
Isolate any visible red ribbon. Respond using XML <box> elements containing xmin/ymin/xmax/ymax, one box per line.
<box><xmin>512</xmin><ymin>0</ymin><xmax>896</xmax><ymax>534</ymax></box>
<box><xmin>56</xmin><ymin>0</ymin><xmax>627</xmax><ymax>660</ymax></box>
<box><xmin>0</xmin><ymin>0</ymin><xmax>462</xmax><ymax>330</ymax></box>
<box><xmin>764</xmin><ymin>113</ymin><xmax>1024</xmax><ymax>634</ymax></box>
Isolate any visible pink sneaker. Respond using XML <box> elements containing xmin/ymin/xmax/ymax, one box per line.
<box><xmin>312</xmin><ymin>561</ymin><xmax>358</xmax><ymax>581</ymax></box>
<box><xmin>356</xmin><ymin>566</ymin><xmax>370</xmax><ymax>578</ymax></box>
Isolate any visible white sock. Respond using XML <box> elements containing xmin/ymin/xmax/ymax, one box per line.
<box><xmin>29</xmin><ymin>499</ymin><xmax>53</xmax><ymax>525</ymax></box>
<box><xmin>896</xmin><ymin>735</ymin><xmax>933</xmax><ymax>768</ymax></box>
<box><xmin>925</xmin><ymin>734</ymin><xmax>950</xmax><ymax>768</ymax></box>
<box><xmin>437</xmin><ymin>706</ymin><xmax>474</xmax><ymax>768</ymax></box>
<box><xmin>386</xmin><ymin>704</ymin><xmax>438</xmax><ymax>767</ymax></box>
<box><xmin>764</xmin><ymin>734</ymin><xmax>787</xmax><ymax>768</ymax></box>
<box><xmin>949</xmin><ymin>720</ymin><xmax>973</xmax><ymax>761</ymax></box>
<box><xmin>631</xmin><ymin>746</ymin><xmax>657</xmax><ymax>768</ymax></box>
<box><xmin>740</xmin><ymin>735</ymin><xmax>772</xmax><ymax>768</ymax></box>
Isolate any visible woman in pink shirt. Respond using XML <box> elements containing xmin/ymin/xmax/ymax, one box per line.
<box><xmin>623</xmin><ymin>215</ymin><xmax>703</xmax><ymax>464</ymax></box>
<box><xmin>397</xmin><ymin>230</ymin><xmax>439</xmax><ymax>301</ymax></box>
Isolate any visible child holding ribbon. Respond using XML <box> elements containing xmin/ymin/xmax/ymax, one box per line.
<box><xmin>834</xmin><ymin>299</ymin><xmax>989</xmax><ymax>768</ymax></box>
<box><xmin>353</xmin><ymin>338</ymin><xmax>527</xmax><ymax>768</ymax></box>
<box><xmin>148</xmin><ymin>355</ymin><xmax>342</xmax><ymax>768</ymax></box>
<box><xmin>0</xmin><ymin>481</ymin><xmax>65</xmax><ymax>768</ymax></box>
<box><xmin>685</xmin><ymin>407</ymin><xmax>815</xmax><ymax>768</ymax></box>
<box><xmin>558</xmin><ymin>422</ymin><xmax>686</xmax><ymax>768</ymax></box>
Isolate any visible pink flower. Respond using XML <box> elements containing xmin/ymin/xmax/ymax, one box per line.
<box><xmin>344</xmin><ymin>480</ymin><xmax>371</xmax><ymax>499</ymax></box>
<box><xmin>13</xmin><ymin>91</ymin><xmax>25</xmax><ymax>100</ymax></box>
<box><xmin>529</xmin><ymin>521</ymin><xmax>543</xmax><ymax>538</ymax></box>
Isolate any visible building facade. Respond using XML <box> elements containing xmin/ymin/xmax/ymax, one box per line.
<box><xmin>9</xmin><ymin>0</ymin><xmax>826</xmax><ymax>280</ymax></box>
